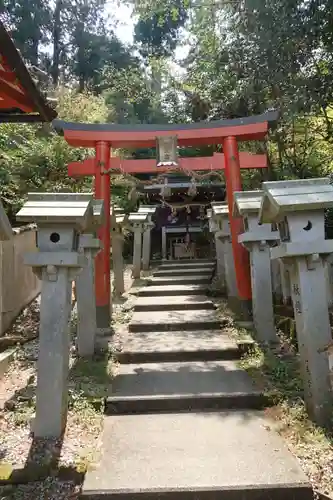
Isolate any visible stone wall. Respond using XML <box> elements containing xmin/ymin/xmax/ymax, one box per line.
<box><xmin>0</xmin><ymin>225</ymin><xmax>40</xmax><ymax>335</ymax></box>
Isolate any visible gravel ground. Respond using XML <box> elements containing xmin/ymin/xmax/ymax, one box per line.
<box><xmin>0</xmin><ymin>265</ymin><xmax>136</xmax><ymax>499</ymax></box>
<box><xmin>0</xmin><ymin>479</ymin><xmax>80</xmax><ymax>500</ymax></box>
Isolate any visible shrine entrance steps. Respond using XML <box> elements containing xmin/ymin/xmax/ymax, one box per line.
<box><xmin>82</xmin><ymin>259</ymin><xmax>313</xmax><ymax>500</ymax></box>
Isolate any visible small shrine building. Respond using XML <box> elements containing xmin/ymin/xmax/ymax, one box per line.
<box><xmin>137</xmin><ymin>173</ymin><xmax>225</xmax><ymax>260</ymax></box>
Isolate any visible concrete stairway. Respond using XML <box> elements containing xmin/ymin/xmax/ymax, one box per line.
<box><xmin>82</xmin><ymin>260</ymin><xmax>313</xmax><ymax>499</ymax></box>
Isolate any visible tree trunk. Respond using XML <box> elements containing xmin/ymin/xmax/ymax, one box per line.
<box><xmin>52</xmin><ymin>0</ymin><xmax>62</xmax><ymax>86</ymax></box>
<box><xmin>31</xmin><ymin>32</ymin><xmax>39</xmax><ymax>67</ymax></box>
<box><xmin>76</xmin><ymin>22</ymin><xmax>86</xmax><ymax>92</ymax></box>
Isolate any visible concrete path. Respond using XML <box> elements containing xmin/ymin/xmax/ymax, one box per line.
<box><xmin>129</xmin><ymin>309</ymin><xmax>224</xmax><ymax>332</ymax></box>
<box><xmin>148</xmin><ymin>274</ymin><xmax>212</xmax><ymax>286</ymax></box>
<box><xmin>82</xmin><ymin>259</ymin><xmax>312</xmax><ymax>500</ymax></box>
<box><xmin>116</xmin><ymin>330</ymin><xmax>245</xmax><ymax>363</ymax></box>
<box><xmin>154</xmin><ymin>267</ymin><xmax>214</xmax><ymax>277</ymax></box>
<box><xmin>83</xmin><ymin>412</ymin><xmax>311</xmax><ymax>498</ymax></box>
<box><xmin>134</xmin><ymin>295</ymin><xmax>215</xmax><ymax>311</ymax></box>
<box><xmin>138</xmin><ymin>283</ymin><xmax>208</xmax><ymax>296</ymax></box>
<box><xmin>159</xmin><ymin>261</ymin><xmax>215</xmax><ymax>270</ymax></box>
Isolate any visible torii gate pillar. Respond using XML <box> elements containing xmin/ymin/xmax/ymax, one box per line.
<box><xmin>223</xmin><ymin>136</ymin><xmax>252</xmax><ymax>318</ymax></box>
<box><xmin>95</xmin><ymin>141</ymin><xmax>111</xmax><ymax>328</ymax></box>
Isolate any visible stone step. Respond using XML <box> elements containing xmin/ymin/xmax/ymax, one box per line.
<box><xmin>134</xmin><ymin>295</ymin><xmax>215</xmax><ymax>312</ymax></box>
<box><xmin>116</xmin><ymin>330</ymin><xmax>250</xmax><ymax>364</ymax></box>
<box><xmin>138</xmin><ymin>284</ymin><xmax>208</xmax><ymax>297</ymax></box>
<box><xmin>82</xmin><ymin>411</ymin><xmax>312</xmax><ymax>500</ymax></box>
<box><xmin>148</xmin><ymin>275</ymin><xmax>212</xmax><ymax>287</ymax></box>
<box><xmin>106</xmin><ymin>360</ymin><xmax>266</xmax><ymax>414</ymax></box>
<box><xmin>161</xmin><ymin>258</ymin><xmax>214</xmax><ymax>264</ymax></box>
<box><xmin>129</xmin><ymin>310</ymin><xmax>224</xmax><ymax>332</ymax></box>
<box><xmin>159</xmin><ymin>261</ymin><xmax>215</xmax><ymax>270</ymax></box>
<box><xmin>154</xmin><ymin>267</ymin><xmax>214</xmax><ymax>277</ymax></box>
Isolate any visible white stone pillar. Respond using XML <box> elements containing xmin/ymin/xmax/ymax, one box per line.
<box><xmin>112</xmin><ymin>232</ymin><xmax>125</xmax><ymax>296</ymax></box>
<box><xmin>217</xmin><ymin>227</ymin><xmax>237</xmax><ymax>299</ymax></box>
<box><xmin>279</xmin><ymin>259</ymin><xmax>291</xmax><ymax>304</ymax></box>
<box><xmin>207</xmin><ymin>209</ymin><xmax>226</xmax><ymax>289</ymax></box>
<box><xmin>288</xmin><ymin>255</ymin><xmax>332</xmax><ymax>426</ymax></box>
<box><xmin>249</xmin><ymin>242</ymin><xmax>276</xmax><ymax>342</ymax></box>
<box><xmin>76</xmin><ymin>234</ymin><xmax>101</xmax><ymax>357</ymax></box>
<box><xmin>142</xmin><ymin>221</ymin><xmax>154</xmax><ymax>270</ymax></box>
<box><xmin>271</xmin><ymin>259</ymin><xmax>282</xmax><ymax>301</ymax></box>
<box><xmin>162</xmin><ymin>226</ymin><xmax>167</xmax><ymax>260</ymax></box>
<box><xmin>35</xmin><ymin>265</ymin><xmax>73</xmax><ymax>436</ymax></box>
<box><xmin>215</xmin><ymin>232</ymin><xmax>226</xmax><ymax>285</ymax></box>
<box><xmin>325</xmin><ymin>257</ymin><xmax>333</xmax><ymax>307</ymax></box>
<box><xmin>132</xmin><ymin>225</ymin><xmax>143</xmax><ymax>279</ymax></box>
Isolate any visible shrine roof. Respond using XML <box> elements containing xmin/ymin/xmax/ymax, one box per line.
<box><xmin>128</xmin><ymin>213</ymin><xmax>149</xmax><ymax>223</ymax></box>
<box><xmin>233</xmin><ymin>191</ymin><xmax>263</xmax><ymax>218</ymax></box>
<box><xmin>53</xmin><ymin>110</ymin><xmax>279</xmax><ymax>148</ymax></box>
<box><xmin>138</xmin><ymin>205</ymin><xmax>157</xmax><ymax>214</ymax></box>
<box><xmin>0</xmin><ymin>21</ymin><xmax>57</xmax><ymax>123</ymax></box>
<box><xmin>259</xmin><ymin>178</ymin><xmax>333</xmax><ymax>223</ymax></box>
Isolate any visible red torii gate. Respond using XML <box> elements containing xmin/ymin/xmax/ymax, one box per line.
<box><xmin>53</xmin><ymin>110</ymin><xmax>278</xmax><ymax>327</ymax></box>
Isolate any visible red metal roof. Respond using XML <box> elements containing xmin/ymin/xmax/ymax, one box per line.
<box><xmin>0</xmin><ymin>20</ymin><xmax>57</xmax><ymax>123</ymax></box>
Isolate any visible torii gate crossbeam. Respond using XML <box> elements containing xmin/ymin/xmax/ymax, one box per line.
<box><xmin>68</xmin><ymin>152</ymin><xmax>267</xmax><ymax>177</ymax></box>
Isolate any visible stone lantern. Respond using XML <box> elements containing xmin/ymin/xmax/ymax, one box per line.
<box><xmin>128</xmin><ymin>212</ymin><xmax>149</xmax><ymax>279</ymax></box>
<box><xmin>212</xmin><ymin>203</ymin><xmax>238</xmax><ymax>301</ymax></box>
<box><xmin>233</xmin><ymin>190</ymin><xmax>279</xmax><ymax>343</ymax></box>
<box><xmin>138</xmin><ymin>205</ymin><xmax>157</xmax><ymax>270</ymax></box>
<box><xmin>259</xmin><ymin>177</ymin><xmax>333</xmax><ymax>426</ymax></box>
<box><xmin>76</xmin><ymin>197</ymin><xmax>104</xmax><ymax>356</ymax></box>
<box><xmin>110</xmin><ymin>208</ymin><xmax>128</xmax><ymax>297</ymax></box>
<box><xmin>207</xmin><ymin>205</ymin><xmax>225</xmax><ymax>287</ymax></box>
<box><xmin>16</xmin><ymin>192</ymin><xmax>94</xmax><ymax>438</ymax></box>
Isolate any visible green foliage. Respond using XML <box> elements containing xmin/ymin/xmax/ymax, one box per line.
<box><xmin>0</xmin><ymin>90</ymin><xmax>109</xmax><ymax>223</ymax></box>
<box><xmin>180</xmin><ymin>0</ymin><xmax>333</xmax><ymax>182</ymax></box>
<box><xmin>133</xmin><ymin>0</ymin><xmax>189</xmax><ymax>58</ymax></box>
<box><xmin>0</xmin><ymin>0</ymin><xmax>137</xmax><ymax>90</ymax></box>
<box><xmin>3</xmin><ymin>0</ymin><xmax>333</xmax><ymax>220</ymax></box>
<box><xmin>65</xmin><ymin>0</ymin><xmax>133</xmax><ymax>91</ymax></box>
<box><xmin>0</xmin><ymin>0</ymin><xmax>51</xmax><ymax>66</ymax></box>
<box><xmin>102</xmin><ymin>65</ymin><xmax>165</xmax><ymax>124</ymax></box>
